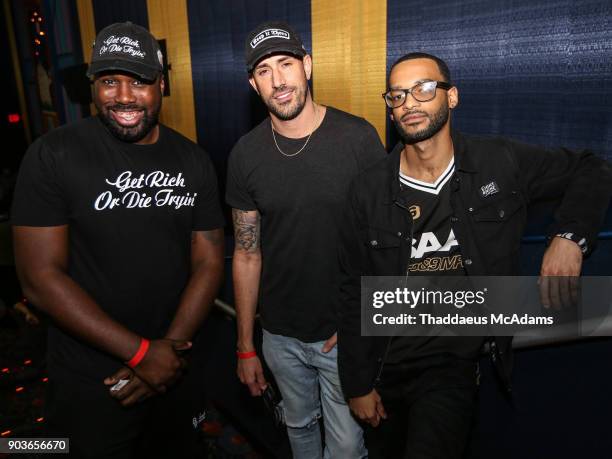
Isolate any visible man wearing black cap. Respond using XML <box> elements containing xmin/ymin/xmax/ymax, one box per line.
<box><xmin>226</xmin><ymin>21</ymin><xmax>386</xmax><ymax>458</ymax></box>
<box><xmin>12</xmin><ymin>22</ymin><xmax>225</xmax><ymax>458</ymax></box>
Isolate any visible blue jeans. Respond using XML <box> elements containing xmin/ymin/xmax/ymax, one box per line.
<box><xmin>262</xmin><ymin>329</ymin><xmax>367</xmax><ymax>459</ymax></box>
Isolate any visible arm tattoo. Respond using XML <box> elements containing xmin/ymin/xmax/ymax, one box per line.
<box><xmin>232</xmin><ymin>209</ymin><xmax>260</xmax><ymax>252</ymax></box>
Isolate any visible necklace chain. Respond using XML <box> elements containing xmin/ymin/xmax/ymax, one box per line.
<box><xmin>271</xmin><ymin>107</ymin><xmax>318</xmax><ymax>157</ymax></box>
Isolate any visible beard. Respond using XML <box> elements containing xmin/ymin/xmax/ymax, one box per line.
<box><xmin>96</xmin><ymin>99</ymin><xmax>161</xmax><ymax>143</ymax></box>
<box><xmin>394</xmin><ymin>99</ymin><xmax>450</xmax><ymax>144</ymax></box>
<box><xmin>262</xmin><ymin>81</ymin><xmax>309</xmax><ymax>121</ymax></box>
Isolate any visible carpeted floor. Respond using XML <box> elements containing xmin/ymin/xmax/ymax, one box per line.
<box><xmin>0</xmin><ymin>301</ymin><xmax>265</xmax><ymax>459</ymax></box>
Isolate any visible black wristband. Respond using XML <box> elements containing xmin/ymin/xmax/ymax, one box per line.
<box><xmin>555</xmin><ymin>232</ymin><xmax>588</xmax><ymax>254</ymax></box>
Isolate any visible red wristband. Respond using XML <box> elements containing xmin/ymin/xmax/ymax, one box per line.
<box><xmin>236</xmin><ymin>350</ymin><xmax>257</xmax><ymax>360</ymax></box>
<box><xmin>126</xmin><ymin>338</ymin><xmax>150</xmax><ymax>368</ymax></box>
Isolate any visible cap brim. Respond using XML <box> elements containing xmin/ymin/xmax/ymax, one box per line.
<box><xmin>87</xmin><ymin>59</ymin><xmax>160</xmax><ymax>82</ymax></box>
<box><xmin>247</xmin><ymin>46</ymin><xmax>307</xmax><ymax>72</ymax></box>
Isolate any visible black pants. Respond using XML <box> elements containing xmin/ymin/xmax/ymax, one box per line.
<box><xmin>366</xmin><ymin>360</ymin><xmax>479</xmax><ymax>459</ymax></box>
<box><xmin>42</xmin><ymin>367</ymin><xmax>206</xmax><ymax>459</ymax></box>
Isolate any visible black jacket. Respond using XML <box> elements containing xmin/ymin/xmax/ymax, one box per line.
<box><xmin>337</xmin><ymin>130</ymin><xmax>611</xmax><ymax>398</ymax></box>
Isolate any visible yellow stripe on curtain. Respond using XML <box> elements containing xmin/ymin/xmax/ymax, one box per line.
<box><xmin>75</xmin><ymin>0</ymin><xmax>95</xmax><ymax>63</ymax></box>
<box><xmin>75</xmin><ymin>0</ymin><xmax>96</xmax><ymax>114</ymax></box>
<box><xmin>147</xmin><ymin>0</ymin><xmax>197</xmax><ymax>142</ymax></box>
<box><xmin>311</xmin><ymin>0</ymin><xmax>387</xmax><ymax>145</ymax></box>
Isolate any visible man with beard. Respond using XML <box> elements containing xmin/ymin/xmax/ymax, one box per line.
<box><xmin>11</xmin><ymin>22</ymin><xmax>225</xmax><ymax>458</ymax></box>
<box><xmin>337</xmin><ymin>53</ymin><xmax>611</xmax><ymax>458</ymax></box>
<box><xmin>226</xmin><ymin>21</ymin><xmax>386</xmax><ymax>458</ymax></box>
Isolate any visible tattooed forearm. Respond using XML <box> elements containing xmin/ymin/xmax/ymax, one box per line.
<box><xmin>232</xmin><ymin>209</ymin><xmax>261</xmax><ymax>252</ymax></box>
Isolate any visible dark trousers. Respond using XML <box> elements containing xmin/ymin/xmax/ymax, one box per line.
<box><xmin>366</xmin><ymin>360</ymin><xmax>479</xmax><ymax>459</ymax></box>
<box><xmin>43</xmin><ymin>368</ymin><xmax>206</xmax><ymax>459</ymax></box>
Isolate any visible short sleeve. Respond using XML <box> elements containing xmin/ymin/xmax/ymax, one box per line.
<box><xmin>225</xmin><ymin>142</ymin><xmax>257</xmax><ymax>211</ymax></box>
<box><xmin>11</xmin><ymin>138</ymin><xmax>69</xmax><ymax>226</ymax></box>
<box><xmin>193</xmin><ymin>149</ymin><xmax>225</xmax><ymax>231</ymax></box>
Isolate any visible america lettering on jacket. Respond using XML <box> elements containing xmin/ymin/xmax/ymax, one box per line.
<box><xmin>94</xmin><ymin>170</ymin><xmax>197</xmax><ymax>210</ymax></box>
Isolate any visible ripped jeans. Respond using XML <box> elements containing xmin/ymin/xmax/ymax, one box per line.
<box><xmin>263</xmin><ymin>330</ymin><xmax>367</xmax><ymax>459</ymax></box>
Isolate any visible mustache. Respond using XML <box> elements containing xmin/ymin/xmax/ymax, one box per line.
<box><xmin>106</xmin><ymin>104</ymin><xmax>145</xmax><ymax>112</ymax></box>
<box><xmin>272</xmin><ymin>85</ymin><xmax>295</xmax><ymax>97</ymax></box>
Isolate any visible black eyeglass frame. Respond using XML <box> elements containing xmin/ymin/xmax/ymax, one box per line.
<box><xmin>382</xmin><ymin>81</ymin><xmax>453</xmax><ymax>108</ymax></box>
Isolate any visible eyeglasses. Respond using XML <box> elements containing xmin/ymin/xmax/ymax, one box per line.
<box><xmin>382</xmin><ymin>81</ymin><xmax>452</xmax><ymax>108</ymax></box>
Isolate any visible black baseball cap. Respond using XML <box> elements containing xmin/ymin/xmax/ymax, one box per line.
<box><xmin>245</xmin><ymin>21</ymin><xmax>307</xmax><ymax>73</ymax></box>
<box><xmin>87</xmin><ymin>22</ymin><xmax>163</xmax><ymax>81</ymax></box>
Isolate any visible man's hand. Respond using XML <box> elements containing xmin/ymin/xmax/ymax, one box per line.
<box><xmin>237</xmin><ymin>356</ymin><xmax>268</xmax><ymax>396</ymax></box>
<box><xmin>321</xmin><ymin>332</ymin><xmax>337</xmax><ymax>353</ymax></box>
<box><xmin>104</xmin><ymin>367</ymin><xmax>156</xmax><ymax>407</ymax></box>
<box><xmin>133</xmin><ymin>339</ymin><xmax>191</xmax><ymax>392</ymax></box>
<box><xmin>349</xmin><ymin>389</ymin><xmax>387</xmax><ymax>427</ymax></box>
<box><xmin>539</xmin><ymin>237</ymin><xmax>583</xmax><ymax>309</ymax></box>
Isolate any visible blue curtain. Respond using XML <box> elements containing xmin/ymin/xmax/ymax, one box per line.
<box><xmin>92</xmin><ymin>0</ymin><xmax>149</xmax><ymax>33</ymax></box>
<box><xmin>386</xmin><ymin>0</ymin><xmax>612</xmax><ymax>160</ymax></box>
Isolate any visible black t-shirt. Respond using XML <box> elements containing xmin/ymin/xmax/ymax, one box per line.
<box><xmin>11</xmin><ymin>116</ymin><xmax>225</xmax><ymax>380</ymax></box>
<box><xmin>226</xmin><ymin>107</ymin><xmax>386</xmax><ymax>342</ymax></box>
<box><xmin>386</xmin><ymin>157</ymin><xmax>484</xmax><ymax>365</ymax></box>
<box><xmin>400</xmin><ymin>158</ymin><xmax>464</xmax><ymax>275</ymax></box>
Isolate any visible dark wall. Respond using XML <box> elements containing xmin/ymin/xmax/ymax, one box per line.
<box><xmin>0</xmin><ymin>3</ymin><xmax>27</xmax><ymax>214</ymax></box>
